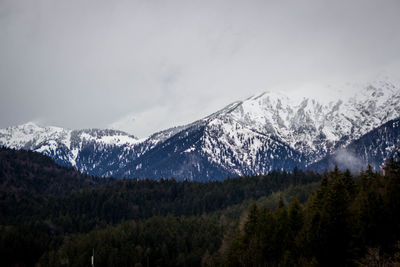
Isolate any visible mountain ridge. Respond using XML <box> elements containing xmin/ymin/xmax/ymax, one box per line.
<box><xmin>1</xmin><ymin>79</ymin><xmax>400</xmax><ymax>180</ymax></box>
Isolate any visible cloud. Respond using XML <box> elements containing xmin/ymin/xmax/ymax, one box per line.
<box><xmin>108</xmin><ymin>105</ymin><xmax>172</xmax><ymax>137</ymax></box>
<box><xmin>1</xmin><ymin>0</ymin><xmax>400</xmax><ymax>136</ymax></box>
<box><xmin>333</xmin><ymin>149</ymin><xmax>365</xmax><ymax>173</ymax></box>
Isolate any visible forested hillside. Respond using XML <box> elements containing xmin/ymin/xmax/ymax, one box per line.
<box><xmin>1</xmin><ymin>148</ymin><xmax>400</xmax><ymax>266</ymax></box>
<box><xmin>0</xmin><ymin>148</ymin><xmax>320</xmax><ymax>266</ymax></box>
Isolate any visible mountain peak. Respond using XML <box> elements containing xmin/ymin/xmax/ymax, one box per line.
<box><xmin>1</xmin><ymin>78</ymin><xmax>399</xmax><ymax>181</ymax></box>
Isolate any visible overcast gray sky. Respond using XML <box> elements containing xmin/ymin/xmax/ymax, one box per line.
<box><xmin>1</xmin><ymin>0</ymin><xmax>400</xmax><ymax>137</ymax></box>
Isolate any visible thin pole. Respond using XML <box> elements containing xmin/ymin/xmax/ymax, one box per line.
<box><xmin>91</xmin><ymin>248</ymin><xmax>94</xmax><ymax>267</ymax></box>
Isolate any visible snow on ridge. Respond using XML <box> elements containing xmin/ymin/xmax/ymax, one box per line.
<box><xmin>197</xmin><ymin>80</ymin><xmax>400</xmax><ymax>170</ymax></box>
<box><xmin>0</xmin><ymin>122</ymin><xmax>68</xmax><ymax>149</ymax></box>
<box><xmin>0</xmin><ymin>122</ymin><xmax>146</xmax><ymax>168</ymax></box>
<box><xmin>77</xmin><ymin>130</ymin><xmax>141</xmax><ymax>146</ymax></box>
<box><xmin>0</xmin><ymin>78</ymin><xmax>399</xmax><ymax>179</ymax></box>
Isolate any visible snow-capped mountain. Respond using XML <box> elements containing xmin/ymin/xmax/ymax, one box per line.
<box><xmin>309</xmin><ymin>117</ymin><xmax>400</xmax><ymax>172</ymax></box>
<box><xmin>1</xmin><ymin>79</ymin><xmax>400</xmax><ymax>180</ymax></box>
<box><xmin>0</xmin><ymin>123</ymin><xmax>143</xmax><ymax>176</ymax></box>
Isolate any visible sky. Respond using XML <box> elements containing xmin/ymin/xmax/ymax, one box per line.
<box><xmin>1</xmin><ymin>0</ymin><xmax>400</xmax><ymax>137</ymax></box>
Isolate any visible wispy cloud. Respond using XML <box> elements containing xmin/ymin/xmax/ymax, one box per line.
<box><xmin>333</xmin><ymin>149</ymin><xmax>365</xmax><ymax>172</ymax></box>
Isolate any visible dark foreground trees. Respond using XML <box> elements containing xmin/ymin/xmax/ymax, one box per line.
<box><xmin>39</xmin><ymin>216</ymin><xmax>222</xmax><ymax>267</ymax></box>
<box><xmin>227</xmin><ymin>160</ymin><xmax>400</xmax><ymax>266</ymax></box>
<box><xmin>0</xmin><ymin>148</ymin><xmax>320</xmax><ymax>266</ymax></box>
<box><xmin>3</xmin><ymin>148</ymin><xmax>400</xmax><ymax>266</ymax></box>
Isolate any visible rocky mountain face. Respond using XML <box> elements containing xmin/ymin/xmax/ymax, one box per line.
<box><xmin>0</xmin><ymin>123</ymin><xmax>142</xmax><ymax>177</ymax></box>
<box><xmin>1</xmin><ymin>80</ymin><xmax>400</xmax><ymax>181</ymax></box>
<box><xmin>309</xmin><ymin>117</ymin><xmax>400</xmax><ymax>172</ymax></box>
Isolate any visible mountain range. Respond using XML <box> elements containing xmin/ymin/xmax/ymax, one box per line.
<box><xmin>1</xmin><ymin>79</ymin><xmax>400</xmax><ymax>181</ymax></box>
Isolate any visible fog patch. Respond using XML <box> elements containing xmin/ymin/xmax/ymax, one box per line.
<box><xmin>333</xmin><ymin>149</ymin><xmax>365</xmax><ymax>172</ymax></box>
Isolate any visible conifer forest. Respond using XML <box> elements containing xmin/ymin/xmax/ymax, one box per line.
<box><xmin>1</xmin><ymin>147</ymin><xmax>400</xmax><ymax>266</ymax></box>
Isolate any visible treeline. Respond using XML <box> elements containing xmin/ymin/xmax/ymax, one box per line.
<box><xmin>0</xmin><ymin>147</ymin><xmax>321</xmax><ymax>228</ymax></box>
<box><xmin>0</xmin><ymin>183</ymin><xmax>318</xmax><ymax>267</ymax></box>
<box><xmin>5</xmin><ymin>147</ymin><xmax>400</xmax><ymax>266</ymax></box>
<box><xmin>46</xmin><ymin>168</ymin><xmax>320</xmax><ymax>226</ymax></box>
<box><xmin>0</xmin><ymin>171</ymin><xmax>320</xmax><ymax>231</ymax></box>
<box><xmin>228</xmin><ymin>159</ymin><xmax>400</xmax><ymax>266</ymax></box>
<box><xmin>0</xmin><ymin>148</ymin><xmax>320</xmax><ymax>266</ymax></box>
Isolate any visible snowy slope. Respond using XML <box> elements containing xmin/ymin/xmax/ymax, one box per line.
<box><xmin>183</xmin><ymin>79</ymin><xmax>400</xmax><ymax>177</ymax></box>
<box><xmin>309</xmin><ymin>117</ymin><xmax>400</xmax><ymax>172</ymax></box>
<box><xmin>112</xmin><ymin>79</ymin><xmax>400</xmax><ymax>180</ymax></box>
<box><xmin>0</xmin><ymin>123</ymin><xmax>143</xmax><ymax>175</ymax></box>
<box><xmin>1</xmin><ymin>78</ymin><xmax>400</xmax><ymax>180</ymax></box>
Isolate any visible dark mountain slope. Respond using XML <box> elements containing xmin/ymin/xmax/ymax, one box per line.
<box><xmin>309</xmin><ymin>118</ymin><xmax>400</xmax><ymax>172</ymax></box>
<box><xmin>0</xmin><ymin>147</ymin><xmax>113</xmax><ymax>196</ymax></box>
